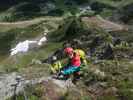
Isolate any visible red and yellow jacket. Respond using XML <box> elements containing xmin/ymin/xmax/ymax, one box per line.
<box><xmin>71</xmin><ymin>53</ymin><xmax>81</xmax><ymax>67</ymax></box>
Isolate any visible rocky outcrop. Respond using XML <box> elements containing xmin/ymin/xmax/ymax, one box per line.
<box><xmin>82</xmin><ymin>15</ymin><xmax>127</xmax><ymax>32</ymax></box>
<box><xmin>0</xmin><ymin>72</ymin><xmax>75</xmax><ymax>100</ymax></box>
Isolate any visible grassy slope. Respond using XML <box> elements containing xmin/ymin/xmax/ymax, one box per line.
<box><xmin>0</xmin><ymin>17</ymin><xmax>62</xmax><ymax>32</ymax></box>
<box><xmin>0</xmin><ymin>17</ymin><xmax>62</xmax><ymax>74</ymax></box>
<box><xmin>0</xmin><ymin>0</ymin><xmax>132</xmax><ymax>22</ymax></box>
<box><xmin>1</xmin><ymin>16</ymin><xmax>133</xmax><ymax>100</ymax></box>
<box><xmin>95</xmin><ymin>0</ymin><xmax>133</xmax><ymax>8</ymax></box>
<box><xmin>0</xmin><ymin>1</ymin><xmax>132</xmax><ymax>99</ymax></box>
<box><xmin>7</xmin><ymin>59</ymin><xmax>133</xmax><ymax>100</ymax></box>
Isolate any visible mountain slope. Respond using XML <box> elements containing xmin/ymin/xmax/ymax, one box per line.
<box><xmin>0</xmin><ymin>1</ymin><xmax>133</xmax><ymax>100</ymax></box>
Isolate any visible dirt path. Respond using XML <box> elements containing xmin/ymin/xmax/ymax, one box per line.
<box><xmin>0</xmin><ymin>17</ymin><xmax>62</xmax><ymax>26</ymax></box>
<box><xmin>0</xmin><ymin>17</ymin><xmax>62</xmax><ymax>32</ymax></box>
<box><xmin>0</xmin><ymin>15</ymin><xmax>127</xmax><ymax>32</ymax></box>
<box><xmin>82</xmin><ymin>15</ymin><xmax>128</xmax><ymax>32</ymax></box>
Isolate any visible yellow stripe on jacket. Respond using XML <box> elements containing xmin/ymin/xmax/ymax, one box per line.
<box><xmin>51</xmin><ymin>61</ymin><xmax>62</xmax><ymax>73</ymax></box>
<box><xmin>74</xmin><ymin>49</ymin><xmax>87</xmax><ymax>65</ymax></box>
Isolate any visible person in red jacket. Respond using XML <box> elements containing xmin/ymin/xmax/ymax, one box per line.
<box><xmin>58</xmin><ymin>47</ymin><xmax>81</xmax><ymax>80</ymax></box>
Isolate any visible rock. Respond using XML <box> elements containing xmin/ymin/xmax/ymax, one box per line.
<box><xmin>0</xmin><ymin>72</ymin><xmax>20</xmax><ymax>100</ymax></box>
<box><xmin>42</xmin><ymin>80</ymin><xmax>64</xmax><ymax>100</ymax></box>
<box><xmin>129</xmin><ymin>61</ymin><xmax>133</xmax><ymax>64</ymax></box>
<box><xmin>82</xmin><ymin>16</ymin><xmax>126</xmax><ymax>32</ymax></box>
<box><xmin>103</xmin><ymin>87</ymin><xmax>118</xmax><ymax>96</ymax></box>
<box><xmin>0</xmin><ymin>72</ymin><xmax>75</xmax><ymax>100</ymax></box>
<box><xmin>37</xmin><ymin>36</ymin><xmax>47</xmax><ymax>46</ymax></box>
<box><xmin>31</xmin><ymin>59</ymin><xmax>42</xmax><ymax>65</ymax></box>
<box><xmin>87</xmin><ymin>82</ymin><xmax>105</xmax><ymax>96</ymax></box>
<box><xmin>99</xmin><ymin>82</ymin><xmax>108</xmax><ymax>88</ymax></box>
<box><xmin>94</xmin><ymin>69</ymin><xmax>105</xmax><ymax>78</ymax></box>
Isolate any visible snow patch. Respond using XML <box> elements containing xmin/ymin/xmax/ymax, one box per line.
<box><xmin>10</xmin><ymin>36</ymin><xmax>47</xmax><ymax>56</ymax></box>
<box><xmin>38</xmin><ymin>36</ymin><xmax>47</xmax><ymax>46</ymax></box>
<box><xmin>10</xmin><ymin>40</ymin><xmax>38</xmax><ymax>56</ymax></box>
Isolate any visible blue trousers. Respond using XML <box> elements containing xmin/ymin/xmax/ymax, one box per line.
<box><xmin>62</xmin><ymin>66</ymin><xmax>80</xmax><ymax>75</ymax></box>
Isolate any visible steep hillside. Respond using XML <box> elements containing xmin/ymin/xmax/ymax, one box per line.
<box><xmin>115</xmin><ymin>3</ymin><xmax>133</xmax><ymax>24</ymax></box>
<box><xmin>0</xmin><ymin>17</ymin><xmax>62</xmax><ymax>59</ymax></box>
<box><xmin>0</xmin><ymin>1</ymin><xmax>133</xmax><ymax>100</ymax></box>
<box><xmin>0</xmin><ymin>0</ymin><xmax>133</xmax><ymax>22</ymax></box>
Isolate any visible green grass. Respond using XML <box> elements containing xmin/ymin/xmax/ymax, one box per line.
<box><xmin>0</xmin><ymin>8</ymin><xmax>132</xmax><ymax>100</ymax></box>
<box><xmin>81</xmin><ymin>59</ymin><xmax>133</xmax><ymax>100</ymax></box>
<box><xmin>95</xmin><ymin>0</ymin><xmax>133</xmax><ymax>8</ymax></box>
<box><xmin>8</xmin><ymin>84</ymin><xmax>41</xmax><ymax>100</ymax></box>
<box><xmin>0</xmin><ymin>17</ymin><xmax>61</xmax><ymax>32</ymax></box>
<box><xmin>0</xmin><ymin>16</ymin><xmax>62</xmax><ymax>73</ymax></box>
<box><xmin>7</xmin><ymin>59</ymin><xmax>133</xmax><ymax>100</ymax></box>
<box><xmin>100</xmin><ymin>9</ymin><xmax>113</xmax><ymax>18</ymax></box>
<box><xmin>0</xmin><ymin>17</ymin><xmax>61</xmax><ymax>60</ymax></box>
<box><xmin>0</xmin><ymin>2</ymin><xmax>43</xmax><ymax>22</ymax></box>
<box><xmin>0</xmin><ymin>42</ymin><xmax>62</xmax><ymax>74</ymax></box>
<box><xmin>0</xmin><ymin>23</ymin><xmax>43</xmax><ymax>57</ymax></box>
